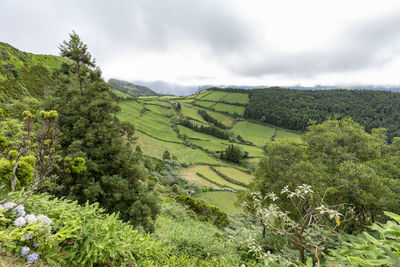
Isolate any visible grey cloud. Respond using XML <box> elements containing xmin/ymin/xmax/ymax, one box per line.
<box><xmin>233</xmin><ymin>12</ymin><xmax>400</xmax><ymax>77</ymax></box>
<box><xmin>1</xmin><ymin>0</ymin><xmax>251</xmax><ymax>60</ymax></box>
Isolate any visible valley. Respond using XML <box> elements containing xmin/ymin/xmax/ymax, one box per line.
<box><xmin>117</xmin><ymin>88</ymin><xmax>301</xmax><ymax>212</ymax></box>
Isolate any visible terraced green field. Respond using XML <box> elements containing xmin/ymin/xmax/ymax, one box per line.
<box><xmin>180</xmin><ymin>104</ymin><xmax>209</xmax><ymax>123</ymax></box>
<box><xmin>119</xmin><ymin>101</ymin><xmax>180</xmax><ymax>142</ymax></box>
<box><xmin>201</xmin><ymin>91</ymin><xmax>228</xmax><ymax>101</ymax></box>
<box><xmin>117</xmin><ymin>89</ymin><xmax>305</xmax><ymax>214</ymax></box>
<box><xmin>194</xmin><ymin>100</ymin><xmax>217</xmax><ymax>108</ymax></box>
<box><xmin>232</xmin><ymin>121</ymin><xmax>275</xmax><ymax>146</ymax></box>
<box><xmin>275</xmin><ymin>129</ymin><xmax>302</xmax><ymax>142</ymax></box>
<box><xmin>181</xmin><ymin>169</ymin><xmax>218</xmax><ymax>188</ymax></box>
<box><xmin>213</xmin><ymin>103</ymin><xmax>245</xmax><ymax>116</ymax></box>
<box><xmin>182</xmin><ymin>165</ymin><xmax>247</xmax><ymax>190</ymax></box>
<box><xmin>206</xmin><ymin>110</ymin><xmax>235</xmax><ymax>127</ymax></box>
<box><xmin>215</xmin><ymin>167</ymin><xmax>253</xmax><ymax>185</ymax></box>
<box><xmin>193</xmin><ymin>191</ymin><xmax>242</xmax><ymax>215</ymax></box>
<box><xmin>222</xmin><ymin>93</ymin><xmax>249</xmax><ymax>104</ymax></box>
<box><xmin>142</xmin><ymin>100</ymin><xmax>172</xmax><ymax>107</ymax></box>
<box><xmin>135</xmin><ymin>132</ymin><xmax>221</xmax><ymax>165</ymax></box>
<box><xmin>193</xmin><ymin>90</ymin><xmax>210</xmax><ymax>99</ymax></box>
<box><xmin>145</xmin><ymin>104</ymin><xmax>177</xmax><ymax>118</ymax></box>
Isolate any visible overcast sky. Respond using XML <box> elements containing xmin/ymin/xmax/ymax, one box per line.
<box><xmin>2</xmin><ymin>0</ymin><xmax>400</xmax><ymax>93</ymax></box>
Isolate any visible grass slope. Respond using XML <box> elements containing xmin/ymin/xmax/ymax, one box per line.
<box><xmin>182</xmin><ymin>165</ymin><xmax>247</xmax><ymax>190</ymax></box>
<box><xmin>213</xmin><ymin>103</ymin><xmax>245</xmax><ymax>116</ymax></box>
<box><xmin>193</xmin><ymin>191</ymin><xmax>242</xmax><ymax>215</ymax></box>
<box><xmin>0</xmin><ymin>42</ymin><xmax>68</xmax><ymax>101</ymax></box>
<box><xmin>232</xmin><ymin>121</ymin><xmax>275</xmax><ymax>146</ymax></box>
<box><xmin>135</xmin><ymin>132</ymin><xmax>221</xmax><ymax>165</ymax></box>
<box><xmin>215</xmin><ymin>167</ymin><xmax>253</xmax><ymax>185</ymax></box>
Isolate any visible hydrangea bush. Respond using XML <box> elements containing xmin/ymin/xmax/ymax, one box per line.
<box><xmin>0</xmin><ymin>192</ymin><xmax>169</xmax><ymax>266</ymax></box>
<box><xmin>0</xmin><ymin>201</ymin><xmax>53</xmax><ymax>263</ymax></box>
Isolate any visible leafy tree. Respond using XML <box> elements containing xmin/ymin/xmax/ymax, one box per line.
<box><xmin>220</xmin><ymin>144</ymin><xmax>248</xmax><ymax>163</ymax></box>
<box><xmin>45</xmin><ymin>32</ymin><xmax>159</xmax><ymax>232</ymax></box>
<box><xmin>252</xmin><ymin>118</ymin><xmax>400</xmax><ymax>231</ymax></box>
<box><xmin>0</xmin><ymin>110</ymin><xmax>80</xmax><ymax>207</ymax></box>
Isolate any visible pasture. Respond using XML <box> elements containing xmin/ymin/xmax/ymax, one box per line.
<box><xmin>193</xmin><ymin>191</ymin><xmax>242</xmax><ymax>215</ymax></box>
<box><xmin>213</xmin><ymin>103</ymin><xmax>245</xmax><ymax>116</ymax></box>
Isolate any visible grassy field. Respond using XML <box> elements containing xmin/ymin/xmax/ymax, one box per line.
<box><xmin>215</xmin><ymin>167</ymin><xmax>253</xmax><ymax>185</ymax></box>
<box><xmin>119</xmin><ymin>101</ymin><xmax>181</xmax><ymax>142</ymax></box>
<box><xmin>193</xmin><ymin>191</ymin><xmax>243</xmax><ymax>215</ymax></box>
<box><xmin>222</xmin><ymin>93</ymin><xmax>249</xmax><ymax>104</ymax></box>
<box><xmin>142</xmin><ymin>100</ymin><xmax>172</xmax><ymax>107</ymax></box>
<box><xmin>213</xmin><ymin>103</ymin><xmax>245</xmax><ymax>116</ymax></box>
<box><xmin>178</xmin><ymin>98</ymin><xmax>195</xmax><ymax>103</ymax></box>
<box><xmin>275</xmin><ymin>129</ymin><xmax>302</xmax><ymax>142</ymax></box>
<box><xmin>181</xmin><ymin>165</ymin><xmax>247</xmax><ymax>190</ymax></box>
<box><xmin>201</xmin><ymin>91</ymin><xmax>229</xmax><ymax>101</ymax></box>
<box><xmin>118</xmin><ymin>100</ymin><xmax>144</xmax><ymax>117</ymax></box>
<box><xmin>237</xmin><ymin>143</ymin><xmax>265</xmax><ymax>158</ymax></box>
<box><xmin>231</xmin><ymin>121</ymin><xmax>275</xmax><ymax>146</ymax></box>
<box><xmin>180</xmin><ymin>104</ymin><xmax>209</xmax><ymax>124</ymax></box>
<box><xmin>206</xmin><ymin>110</ymin><xmax>235</xmax><ymax>127</ymax></box>
<box><xmin>194</xmin><ymin>90</ymin><xmax>212</xmax><ymax>99</ymax></box>
<box><xmin>181</xmin><ymin>169</ymin><xmax>218</xmax><ymax>188</ymax></box>
<box><xmin>193</xmin><ymin>100</ymin><xmax>217</xmax><ymax>108</ymax></box>
<box><xmin>111</xmin><ymin>88</ymin><xmax>132</xmax><ymax>99</ymax></box>
<box><xmin>135</xmin><ymin>132</ymin><xmax>222</xmax><ymax>165</ymax></box>
<box><xmin>145</xmin><ymin>104</ymin><xmax>177</xmax><ymax>118</ymax></box>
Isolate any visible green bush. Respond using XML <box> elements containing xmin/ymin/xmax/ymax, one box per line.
<box><xmin>175</xmin><ymin>195</ymin><xmax>230</xmax><ymax>228</ymax></box>
<box><xmin>327</xmin><ymin>212</ymin><xmax>400</xmax><ymax>266</ymax></box>
<box><xmin>5</xmin><ymin>192</ymin><xmax>168</xmax><ymax>266</ymax></box>
<box><xmin>156</xmin><ymin>201</ymin><xmax>239</xmax><ymax>264</ymax></box>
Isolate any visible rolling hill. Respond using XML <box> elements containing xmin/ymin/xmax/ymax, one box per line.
<box><xmin>108</xmin><ymin>78</ymin><xmax>160</xmax><ymax>97</ymax></box>
<box><xmin>0</xmin><ymin>41</ymin><xmax>68</xmax><ymax>101</ymax></box>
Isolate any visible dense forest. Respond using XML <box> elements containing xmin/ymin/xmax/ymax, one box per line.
<box><xmin>244</xmin><ymin>87</ymin><xmax>400</xmax><ymax>140</ymax></box>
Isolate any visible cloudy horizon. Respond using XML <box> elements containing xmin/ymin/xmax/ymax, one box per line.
<box><xmin>2</xmin><ymin>0</ymin><xmax>400</xmax><ymax>94</ymax></box>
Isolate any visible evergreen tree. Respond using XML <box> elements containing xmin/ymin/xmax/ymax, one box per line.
<box><xmin>58</xmin><ymin>31</ymin><xmax>96</xmax><ymax>94</ymax></box>
<box><xmin>163</xmin><ymin>150</ymin><xmax>171</xmax><ymax>160</ymax></box>
<box><xmin>45</xmin><ymin>32</ymin><xmax>159</xmax><ymax>232</ymax></box>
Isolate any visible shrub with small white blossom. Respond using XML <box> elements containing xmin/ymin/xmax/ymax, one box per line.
<box><xmin>244</xmin><ymin>184</ymin><xmax>354</xmax><ymax>266</ymax></box>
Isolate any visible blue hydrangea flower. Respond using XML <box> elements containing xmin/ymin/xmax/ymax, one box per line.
<box><xmin>15</xmin><ymin>205</ymin><xmax>26</xmax><ymax>217</ymax></box>
<box><xmin>23</xmin><ymin>233</ymin><xmax>33</xmax><ymax>240</ymax></box>
<box><xmin>13</xmin><ymin>216</ymin><xmax>26</xmax><ymax>227</ymax></box>
<box><xmin>0</xmin><ymin>202</ymin><xmax>25</xmax><ymax>216</ymax></box>
<box><xmin>20</xmin><ymin>246</ymin><xmax>30</xmax><ymax>256</ymax></box>
<box><xmin>33</xmin><ymin>241</ymin><xmax>40</xmax><ymax>248</ymax></box>
<box><xmin>24</xmin><ymin>214</ymin><xmax>37</xmax><ymax>224</ymax></box>
<box><xmin>27</xmin><ymin>253</ymin><xmax>39</xmax><ymax>263</ymax></box>
<box><xmin>36</xmin><ymin>214</ymin><xmax>52</xmax><ymax>226</ymax></box>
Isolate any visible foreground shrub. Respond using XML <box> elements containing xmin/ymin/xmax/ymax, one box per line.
<box><xmin>3</xmin><ymin>192</ymin><xmax>168</xmax><ymax>266</ymax></box>
<box><xmin>156</xmin><ymin>201</ymin><xmax>240</xmax><ymax>264</ymax></box>
<box><xmin>175</xmin><ymin>195</ymin><xmax>230</xmax><ymax>227</ymax></box>
<box><xmin>327</xmin><ymin>212</ymin><xmax>400</xmax><ymax>266</ymax></box>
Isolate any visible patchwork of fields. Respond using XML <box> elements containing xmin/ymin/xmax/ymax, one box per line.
<box><xmin>117</xmin><ymin>89</ymin><xmax>302</xmax><ymax>213</ymax></box>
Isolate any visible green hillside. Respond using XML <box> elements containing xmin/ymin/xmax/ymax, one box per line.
<box><xmin>108</xmin><ymin>78</ymin><xmax>159</xmax><ymax>97</ymax></box>
<box><xmin>0</xmin><ymin>42</ymin><xmax>68</xmax><ymax>101</ymax></box>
